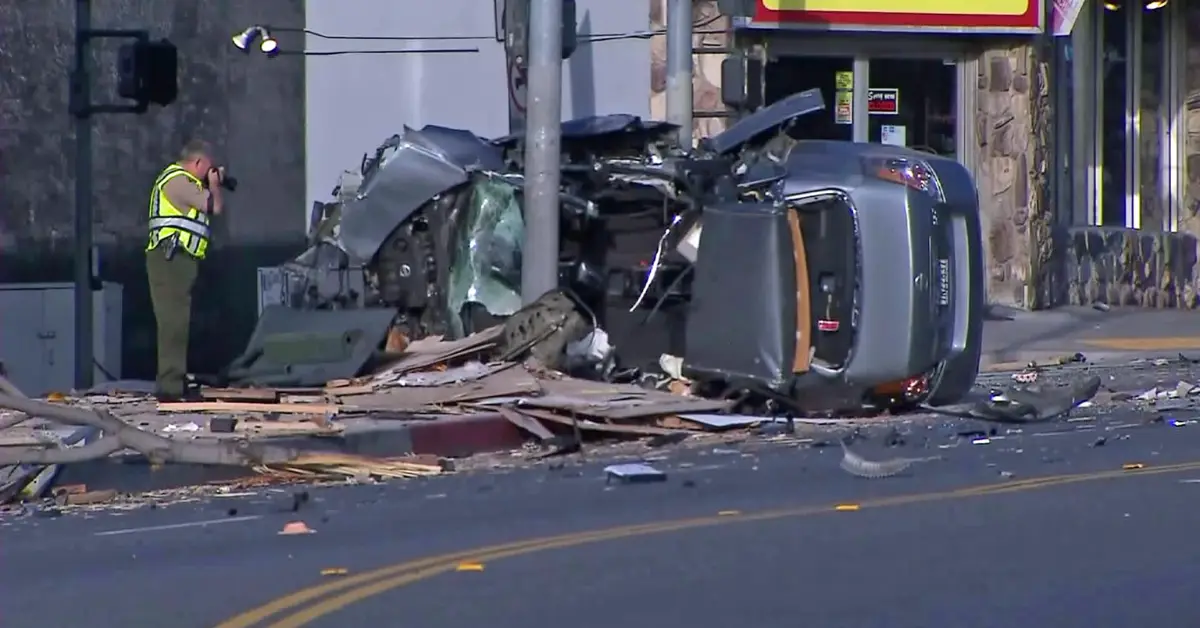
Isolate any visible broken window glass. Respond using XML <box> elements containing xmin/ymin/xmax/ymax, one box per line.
<box><xmin>447</xmin><ymin>176</ymin><xmax>525</xmax><ymax>335</ymax></box>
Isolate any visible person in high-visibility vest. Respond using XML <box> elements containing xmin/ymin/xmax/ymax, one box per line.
<box><xmin>146</xmin><ymin>139</ymin><xmax>225</xmax><ymax>401</ymax></box>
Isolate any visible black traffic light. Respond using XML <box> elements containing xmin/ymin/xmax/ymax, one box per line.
<box><xmin>117</xmin><ymin>39</ymin><xmax>178</xmax><ymax>108</ymax></box>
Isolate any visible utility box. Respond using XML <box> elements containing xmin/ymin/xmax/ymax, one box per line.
<box><xmin>0</xmin><ymin>283</ymin><xmax>123</xmax><ymax>396</ymax></box>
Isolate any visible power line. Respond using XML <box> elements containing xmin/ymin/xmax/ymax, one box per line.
<box><xmin>280</xmin><ymin>47</ymin><xmax>479</xmax><ymax>56</ymax></box>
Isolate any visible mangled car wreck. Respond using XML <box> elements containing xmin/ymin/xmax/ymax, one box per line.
<box><xmin>238</xmin><ymin>88</ymin><xmax>985</xmax><ymax>415</ymax></box>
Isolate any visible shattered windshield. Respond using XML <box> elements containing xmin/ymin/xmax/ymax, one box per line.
<box><xmin>447</xmin><ymin>176</ymin><xmax>526</xmax><ymax>336</ymax></box>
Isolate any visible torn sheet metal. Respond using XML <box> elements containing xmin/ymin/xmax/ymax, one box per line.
<box><xmin>604</xmin><ymin>463</ymin><xmax>667</xmax><ymax>483</ymax></box>
<box><xmin>677</xmin><ymin>413</ymin><xmax>766</xmax><ymax>428</ymax></box>
<box><xmin>227</xmin><ymin>306</ymin><xmax>397</xmax><ymax>388</ymax></box>
<box><xmin>338</xmin><ymin>126</ymin><xmax>500</xmax><ymax>264</ymax></box>
<box><xmin>385</xmin><ymin>361</ymin><xmax>495</xmax><ymax>388</ymax></box>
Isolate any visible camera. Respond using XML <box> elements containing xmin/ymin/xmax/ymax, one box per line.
<box><xmin>206</xmin><ymin>167</ymin><xmax>238</xmax><ymax>192</ymax></box>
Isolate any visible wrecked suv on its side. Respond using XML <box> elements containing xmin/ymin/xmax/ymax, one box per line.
<box><xmin>270</xmin><ymin>88</ymin><xmax>983</xmax><ymax>411</ymax></box>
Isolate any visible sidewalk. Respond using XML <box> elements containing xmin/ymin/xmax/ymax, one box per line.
<box><xmin>981</xmin><ymin>306</ymin><xmax>1200</xmax><ymax>371</ymax></box>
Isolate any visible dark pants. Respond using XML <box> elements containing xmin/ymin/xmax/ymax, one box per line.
<box><xmin>146</xmin><ymin>246</ymin><xmax>199</xmax><ymax>397</ymax></box>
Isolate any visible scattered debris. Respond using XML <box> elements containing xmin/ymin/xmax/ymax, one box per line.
<box><xmin>321</xmin><ymin>568</ymin><xmax>349</xmax><ymax>577</ymax></box>
<box><xmin>1093</xmin><ymin>303</ymin><xmax>1111</xmax><ymax>312</ymax></box>
<box><xmin>604</xmin><ymin>463</ymin><xmax>667</xmax><ymax>484</ymax></box>
<box><xmin>455</xmin><ymin>562</ymin><xmax>485</xmax><ymax>572</ymax></box>
<box><xmin>1122</xmin><ymin>463</ymin><xmax>1146</xmax><ymax>471</ymax></box>
<box><xmin>279</xmin><ymin>521</ymin><xmax>316</xmax><ymax>535</ymax></box>
<box><xmin>838</xmin><ymin>441</ymin><xmax>940</xmax><ymax>479</ymax></box>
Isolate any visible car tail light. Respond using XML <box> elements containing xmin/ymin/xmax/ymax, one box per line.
<box><xmin>864</xmin><ymin>157</ymin><xmax>945</xmax><ymax>202</ymax></box>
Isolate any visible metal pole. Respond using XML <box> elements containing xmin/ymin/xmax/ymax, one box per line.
<box><xmin>665</xmin><ymin>0</ymin><xmax>693</xmax><ymax>148</ymax></box>
<box><xmin>72</xmin><ymin>0</ymin><xmax>95</xmax><ymax>390</ymax></box>
<box><xmin>520</xmin><ymin>0</ymin><xmax>563</xmax><ymax>303</ymax></box>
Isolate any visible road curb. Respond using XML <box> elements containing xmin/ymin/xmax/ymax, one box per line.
<box><xmin>55</xmin><ymin>412</ymin><xmax>527</xmax><ymax>495</ymax></box>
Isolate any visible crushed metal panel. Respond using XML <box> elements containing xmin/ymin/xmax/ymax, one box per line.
<box><xmin>339</xmin><ymin>137</ymin><xmax>470</xmax><ymax>264</ymax></box>
<box><xmin>676</xmin><ymin>413</ymin><xmax>766</xmax><ymax>428</ymax></box>
<box><xmin>227</xmin><ymin>306</ymin><xmax>397</xmax><ymax>388</ymax></box>
<box><xmin>604</xmin><ymin>463</ymin><xmax>667</xmax><ymax>483</ymax></box>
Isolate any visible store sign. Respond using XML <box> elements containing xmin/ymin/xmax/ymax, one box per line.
<box><xmin>750</xmin><ymin>0</ymin><xmax>1042</xmax><ymax>33</ymax></box>
<box><xmin>867</xmin><ymin>88</ymin><xmax>899</xmax><ymax>115</ymax></box>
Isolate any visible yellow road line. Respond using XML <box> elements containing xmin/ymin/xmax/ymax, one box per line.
<box><xmin>216</xmin><ymin>460</ymin><xmax>1200</xmax><ymax>628</ymax></box>
<box><xmin>1082</xmin><ymin>337</ymin><xmax>1200</xmax><ymax>351</ymax></box>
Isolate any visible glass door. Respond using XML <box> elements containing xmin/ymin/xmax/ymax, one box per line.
<box><xmin>764</xmin><ymin>56</ymin><xmax>855</xmax><ymax>141</ymax></box>
<box><xmin>866</xmin><ymin>59</ymin><xmax>958</xmax><ymax>158</ymax></box>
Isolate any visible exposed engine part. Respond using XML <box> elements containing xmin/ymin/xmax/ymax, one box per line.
<box><xmin>497</xmin><ymin>290</ymin><xmax>593</xmax><ymax>371</ymax></box>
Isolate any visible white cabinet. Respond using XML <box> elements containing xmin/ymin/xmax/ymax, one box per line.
<box><xmin>0</xmin><ymin>283</ymin><xmax>123</xmax><ymax>396</ymax></box>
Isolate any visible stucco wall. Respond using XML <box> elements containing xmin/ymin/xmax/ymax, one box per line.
<box><xmin>0</xmin><ymin>0</ymin><xmax>307</xmax><ymax>379</ymax></box>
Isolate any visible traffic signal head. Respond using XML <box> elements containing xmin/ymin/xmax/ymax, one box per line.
<box><xmin>117</xmin><ymin>38</ymin><xmax>178</xmax><ymax>108</ymax></box>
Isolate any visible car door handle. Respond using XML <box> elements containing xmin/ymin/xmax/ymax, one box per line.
<box><xmin>37</xmin><ymin>331</ymin><xmax>56</xmax><ymax>339</ymax></box>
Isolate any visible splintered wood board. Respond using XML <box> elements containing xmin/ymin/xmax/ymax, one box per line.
<box><xmin>236</xmin><ymin>420</ymin><xmax>344</xmax><ymax>436</ymax></box>
<box><xmin>158</xmin><ymin>401</ymin><xmax>339</xmax><ymax>415</ymax></box>
<box><xmin>200</xmin><ymin>388</ymin><xmax>280</xmax><ymax>402</ymax></box>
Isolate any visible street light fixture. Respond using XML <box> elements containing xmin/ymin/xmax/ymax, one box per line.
<box><xmin>231</xmin><ymin>26</ymin><xmax>279</xmax><ymax>56</ymax></box>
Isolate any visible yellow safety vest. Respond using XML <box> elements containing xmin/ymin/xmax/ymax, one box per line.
<box><xmin>146</xmin><ymin>163</ymin><xmax>211</xmax><ymax>259</ymax></box>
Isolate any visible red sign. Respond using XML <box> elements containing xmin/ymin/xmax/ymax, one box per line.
<box><xmin>867</xmin><ymin>89</ymin><xmax>898</xmax><ymax>115</ymax></box>
<box><xmin>751</xmin><ymin>0</ymin><xmax>1042</xmax><ymax>33</ymax></box>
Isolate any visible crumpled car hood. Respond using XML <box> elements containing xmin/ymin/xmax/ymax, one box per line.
<box><xmin>338</xmin><ymin>126</ymin><xmax>503</xmax><ymax>263</ymax></box>
<box><xmin>703</xmin><ymin>88</ymin><xmax>825</xmax><ymax>156</ymax></box>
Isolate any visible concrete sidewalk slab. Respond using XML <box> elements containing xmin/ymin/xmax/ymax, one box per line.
<box><xmin>982</xmin><ymin>306</ymin><xmax>1200</xmax><ymax>370</ymax></box>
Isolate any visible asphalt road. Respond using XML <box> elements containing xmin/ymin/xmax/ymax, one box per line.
<box><xmin>4</xmin><ymin>394</ymin><xmax>1200</xmax><ymax>627</ymax></box>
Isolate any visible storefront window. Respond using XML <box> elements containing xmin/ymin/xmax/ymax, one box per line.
<box><xmin>1140</xmin><ymin>5</ymin><xmax>1166</xmax><ymax>231</ymax></box>
<box><xmin>1100</xmin><ymin>3</ymin><xmax>1130</xmax><ymax>226</ymax></box>
<box><xmin>1185</xmin><ymin>4</ymin><xmax>1200</xmax><ymax>224</ymax></box>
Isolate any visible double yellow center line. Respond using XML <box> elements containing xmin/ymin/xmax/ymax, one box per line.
<box><xmin>216</xmin><ymin>460</ymin><xmax>1200</xmax><ymax>627</ymax></box>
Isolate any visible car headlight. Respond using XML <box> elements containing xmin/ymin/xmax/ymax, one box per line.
<box><xmin>863</xmin><ymin>157</ymin><xmax>945</xmax><ymax>202</ymax></box>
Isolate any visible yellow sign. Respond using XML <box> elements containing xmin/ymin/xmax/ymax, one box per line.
<box><xmin>835</xmin><ymin>71</ymin><xmax>853</xmax><ymax>91</ymax></box>
<box><xmin>834</xmin><ymin>91</ymin><xmax>852</xmax><ymax>125</ymax></box>
<box><xmin>761</xmin><ymin>0</ymin><xmax>1030</xmax><ymax>14</ymax></box>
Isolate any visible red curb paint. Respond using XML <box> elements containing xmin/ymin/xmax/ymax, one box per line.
<box><xmin>407</xmin><ymin>413</ymin><xmax>526</xmax><ymax>457</ymax></box>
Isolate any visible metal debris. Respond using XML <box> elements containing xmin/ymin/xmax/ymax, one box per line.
<box><xmin>838</xmin><ymin>441</ymin><xmax>939</xmax><ymax>479</ymax></box>
<box><xmin>604</xmin><ymin>463</ymin><xmax>667</xmax><ymax>483</ymax></box>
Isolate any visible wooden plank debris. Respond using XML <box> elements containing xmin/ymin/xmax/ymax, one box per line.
<box><xmin>157</xmin><ymin>401</ymin><xmax>339</xmax><ymax>415</ymax></box>
<box><xmin>496</xmin><ymin>407</ymin><xmax>555</xmax><ymax>441</ymax></box>
<box><xmin>199</xmin><ymin>388</ymin><xmax>280</xmax><ymax>402</ymax></box>
<box><xmin>518</xmin><ymin>408</ymin><xmax>692</xmax><ymax>436</ymax></box>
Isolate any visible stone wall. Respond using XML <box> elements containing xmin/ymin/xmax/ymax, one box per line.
<box><xmin>974</xmin><ymin>43</ymin><xmax>1049</xmax><ymax>308</ymax></box>
<box><xmin>1055</xmin><ymin>226</ymin><xmax>1200</xmax><ymax>307</ymax></box>
<box><xmin>1046</xmin><ymin>5</ymin><xmax>1200</xmax><ymax>309</ymax></box>
<box><xmin>0</xmin><ymin>0</ymin><xmax>307</xmax><ymax>380</ymax></box>
<box><xmin>648</xmin><ymin>0</ymin><xmax>729</xmax><ymax>140</ymax></box>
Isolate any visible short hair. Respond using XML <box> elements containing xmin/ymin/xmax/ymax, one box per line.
<box><xmin>180</xmin><ymin>139</ymin><xmax>214</xmax><ymax>162</ymax></box>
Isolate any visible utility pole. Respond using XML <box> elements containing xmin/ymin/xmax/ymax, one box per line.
<box><xmin>520</xmin><ymin>0</ymin><xmax>563</xmax><ymax>303</ymax></box>
<box><xmin>72</xmin><ymin>0</ymin><xmax>95</xmax><ymax>390</ymax></box>
<box><xmin>665</xmin><ymin>0</ymin><xmax>694</xmax><ymax>148</ymax></box>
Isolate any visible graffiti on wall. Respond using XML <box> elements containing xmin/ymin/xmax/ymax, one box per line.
<box><xmin>648</xmin><ymin>0</ymin><xmax>729</xmax><ymax>141</ymax></box>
